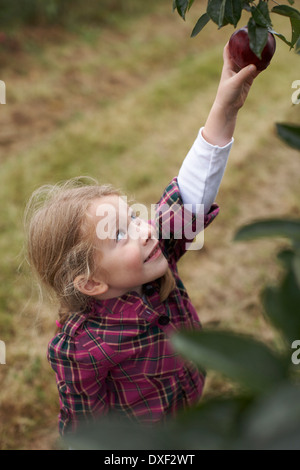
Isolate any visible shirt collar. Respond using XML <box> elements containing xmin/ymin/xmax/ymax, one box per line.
<box><xmin>93</xmin><ymin>291</ymin><xmax>143</xmax><ymax>316</ymax></box>
<box><xmin>61</xmin><ymin>282</ymin><xmax>162</xmax><ymax>337</ymax></box>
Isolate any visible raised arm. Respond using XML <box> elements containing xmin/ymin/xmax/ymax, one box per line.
<box><xmin>178</xmin><ymin>43</ymin><xmax>259</xmax><ymax>213</ymax></box>
<box><xmin>202</xmin><ymin>43</ymin><xmax>258</xmax><ymax>146</ymax></box>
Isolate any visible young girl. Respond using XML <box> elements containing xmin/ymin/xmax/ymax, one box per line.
<box><xmin>25</xmin><ymin>45</ymin><xmax>258</xmax><ymax>436</ymax></box>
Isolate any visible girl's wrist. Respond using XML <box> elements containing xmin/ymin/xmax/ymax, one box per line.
<box><xmin>203</xmin><ymin>101</ymin><xmax>238</xmax><ymax>147</ymax></box>
<box><xmin>213</xmin><ymin>98</ymin><xmax>240</xmax><ymax>121</ymax></box>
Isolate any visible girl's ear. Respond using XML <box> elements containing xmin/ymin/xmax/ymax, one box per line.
<box><xmin>73</xmin><ymin>275</ymin><xmax>108</xmax><ymax>297</ymax></box>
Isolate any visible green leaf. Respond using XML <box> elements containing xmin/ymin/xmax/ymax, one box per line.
<box><xmin>64</xmin><ymin>415</ymin><xmax>173</xmax><ymax>450</ymax></box>
<box><xmin>271</xmin><ymin>5</ymin><xmax>300</xmax><ymax>21</ymax></box>
<box><xmin>276</xmin><ymin>123</ymin><xmax>300</xmax><ymax>150</ymax></box>
<box><xmin>293</xmin><ymin>253</ymin><xmax>300</xmax><ymax>286</ymax></box>
<box><xmin>251</xmin><ymin>0</ymin><xmax>272</xmax><ymax>28</ymax></box>
<box><xmin>236</xmin><ymin>383</ymin><xmax>300</xmax><ymax>449</ymax></box>
<box><xmin>277</xmin><ymin>248</ymin><xmax>300</xmax><ymax>286</ymax></box>
<box><xmin>64</xmin><ymin>396</ymin><xmax>252</xmax><ymax>450</ymax></box>
<box><xmin>207</xmin><ymin>0</ymin><xmax>229</xmax><ymax>27</ymax></box>
<box><xmin>242</xmin><ymin>1</ymin><xmax>252</xmax><ymax>13</ymax></box>
<box><xmin>270</xmin><ymin>29</ymin><xmax>292</xmax><ymax>47</ymax></box>
<box><xmin>277</xmin><ymin>248</ymin><xmax>295</xmax><ymax>268</ymax></box>
<box><xmin>272</xmin><ymin>4</ymin><xmax>300</xmax><ymax>48</ymax></box>
<box><xmin>262</xmin><ymin>267</ymin><xmax>300</xmax><ymax>344</ymax></box>
<box><xmin>225</xmin><ymin>0</ymin><xmax>243</xmax><ymax>27</ymax></box>
<box><xmin>172</xmin><ymin>329</ymin><xmax>288</xmax><ymax>394</ymax></box>
<box><xmin>218</xmin><ymin>0</ymin><xmax>227</xmax><ymax>28</ymax></box>
<box><xmin>170</xmin><ymin>396</ymin><xmax>252</xmax><ymax>450</ymax></box>
<box><xmin>173</xmin><ymin>0</ymin><xmax>190</xmax><ymax>20</ymax></box>
<box><xmin>207</xmin><ymin>0</ymin><xmax>242</xmax><ymax>28</ymax></box>
<box><xmin>234</xmin><ymin>218</ymin><xmax>300</xmax><ymax>243</ymax></box>
<box><xmin>191</xmin><ymin>13</ymin><xmax>210</xmax><ymax>37</ymax></box>
<box><xmin>247</xmin><ymin>17</ymin><xmax>268</xmax><ymax>58</ymax></box>
<box><xmin>291</xmin><ymin>16</ymin><xmax>300</xmax><ymax>48</ymax></box>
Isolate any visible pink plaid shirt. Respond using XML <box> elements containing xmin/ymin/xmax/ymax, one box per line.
<box><xmin>48</xmin><ymin>177</ymin><xmax>219</xmax><ymax>435</ymax></box>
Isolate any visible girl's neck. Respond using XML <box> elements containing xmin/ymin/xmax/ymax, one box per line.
<box><xmin>95</xmin><ymin>284</ymin><xmax>143</xmax><ymax>301</ymax></box>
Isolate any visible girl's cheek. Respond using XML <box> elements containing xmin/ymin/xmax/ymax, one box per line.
<box><xmin>126</xmin><ymin>247</ymin><xmax>143</xmax><ymax>269</ymax></box>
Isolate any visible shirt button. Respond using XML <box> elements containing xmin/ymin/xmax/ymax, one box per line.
<box><xmin>158</xmin><ymin>315</ymin><xmax>170</xmax><ymax>326</ymax></box>
<box><xmin>144</xmin><ymin>284</ymin><xmax>155</xmax><ymax>296</ymax></box>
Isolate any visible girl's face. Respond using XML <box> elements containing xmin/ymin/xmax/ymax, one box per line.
<box><xmin>88</xmin><ymin>195</ymin><xmax>169</xmax><ymax>299</ymax></box>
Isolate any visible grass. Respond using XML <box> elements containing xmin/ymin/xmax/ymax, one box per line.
<box><xmin>0</xmin><ymin>2</ymin><xmax>299</xmax><ymax>449</ymax></box>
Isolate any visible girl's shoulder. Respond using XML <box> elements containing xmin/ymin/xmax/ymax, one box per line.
<box><xmin>47</xmin><ymin>311</ymin><xmax>117</xmax><ymax>369</ymax></box>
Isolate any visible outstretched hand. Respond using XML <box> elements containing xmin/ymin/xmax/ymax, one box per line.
<box><xmin>215</xmin><ymin>43</ymin><xmax>260</xmax><ymax>113</ymax></box>
<box><xmin>202</xmin><ymin>43</ymin><xmax>260</xmax><ymax>147</ymax></box>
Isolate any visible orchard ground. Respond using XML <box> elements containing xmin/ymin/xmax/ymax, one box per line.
<box><xmin>0</xmin><ymin>2</ymin><xmax>299</xmax><ymax>449</ymax></box>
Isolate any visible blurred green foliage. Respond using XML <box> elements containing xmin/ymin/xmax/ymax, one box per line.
<box><xmin>0</xmin><ymin>0</ymin><xmax>155</xmax><ymax>28</ymax></box>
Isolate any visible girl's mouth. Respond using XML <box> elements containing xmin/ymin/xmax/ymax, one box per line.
<box><xmin>144</xmin><ymin>243</ymin><xmax>161</xmax><ymax>263</ymax></box>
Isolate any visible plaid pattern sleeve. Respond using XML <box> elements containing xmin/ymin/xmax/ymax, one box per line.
<box><xmin>154</xmin><ymin>177</ymin><xmax>219</xmax><ymax>263</ymax></box>
<box><xmin>48</xmin><ymin>319</ymin><xmax>111</xmax><ymax>435</ymax></box>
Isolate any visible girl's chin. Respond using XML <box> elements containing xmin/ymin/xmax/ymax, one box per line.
<box><xmin>157</xmin><ymin>264</ymin><xmax>170</xmax><ymax>280</ymax></box>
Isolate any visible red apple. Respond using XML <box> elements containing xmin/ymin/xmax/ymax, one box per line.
<box><xmin>228</xmin><ymin>26</ymin><xmax>276</xmax><ymax>71</ymax></box>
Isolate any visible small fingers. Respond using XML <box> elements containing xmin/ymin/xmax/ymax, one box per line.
<box><xmin>238</xmin><ymin>64</ymin><xmax>259</xmax><ymax>80</ymax></box>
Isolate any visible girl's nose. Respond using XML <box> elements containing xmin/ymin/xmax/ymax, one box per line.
<box><xmin>139</xmin><ymin>220</ymin><xmax>154</xmax><ymax>245</ymax></box>
<box><xmin>128</xmin><ymin>217</ymin><xmax>155</xmax><ymax>242</ymax></box>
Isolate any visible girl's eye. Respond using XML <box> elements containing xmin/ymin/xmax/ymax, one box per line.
<box><xmin>130</xmin><ymin>211</ymin><xmax>138</xmax><ymax>220</ymax></box>
<box><xmin>116</xmin><ymin>229</ymin><xmax>126</xmax><ymax>242</ymax></box>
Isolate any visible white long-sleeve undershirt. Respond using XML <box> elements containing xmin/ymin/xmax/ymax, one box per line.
<box><xmin>178</xmin><ymin>127</ymin><xmax>233</xmax><ymax>214</ymax></box>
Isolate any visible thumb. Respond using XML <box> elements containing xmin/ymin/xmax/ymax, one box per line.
<box><xmin>236</xmin><ymin>64</ymin><xmax>259</xmax><ymax>85</ymax></box>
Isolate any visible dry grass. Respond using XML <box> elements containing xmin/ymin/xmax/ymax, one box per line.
<box><xmin>0</xmin><ymin>3</ymin><xmax>299</xmax><ymax>449</ymax></box>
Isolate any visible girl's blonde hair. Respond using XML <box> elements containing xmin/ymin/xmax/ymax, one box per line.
<box><xmin>24</xmin><ymin>177</ymin><xmax>175</xmax><ymax>327</ymax></box>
